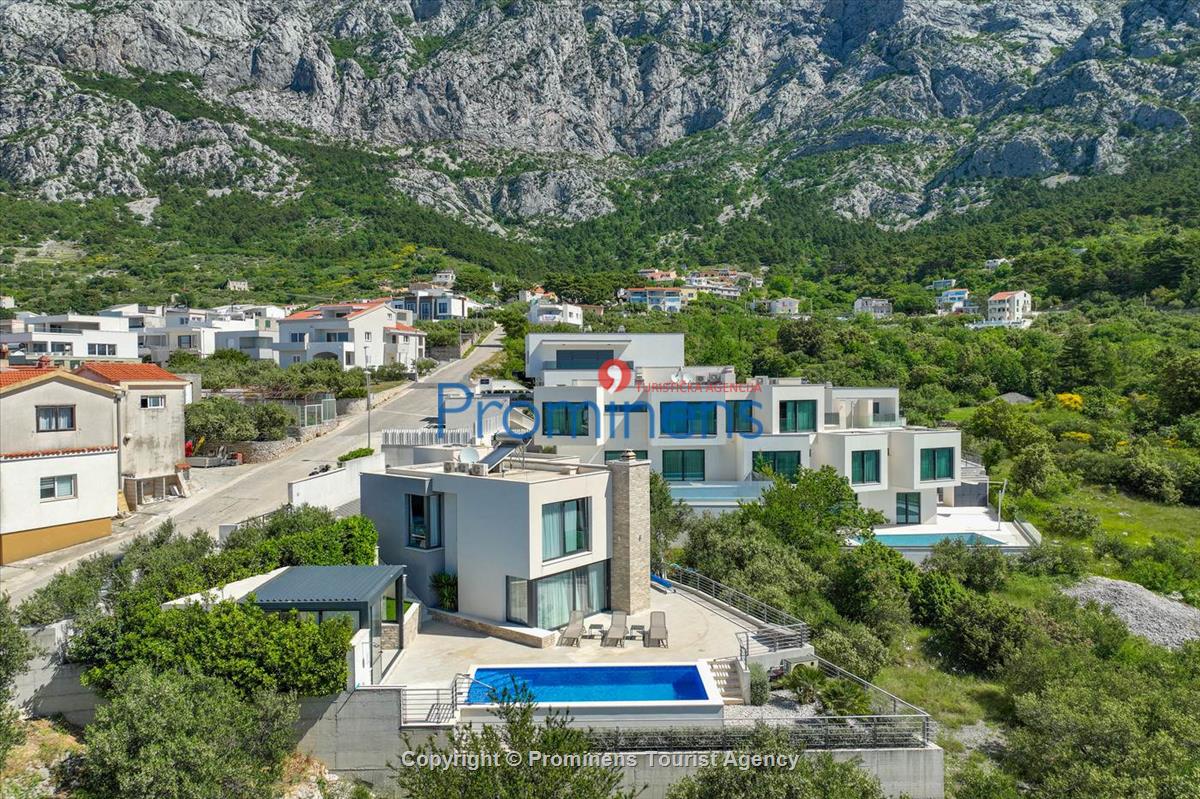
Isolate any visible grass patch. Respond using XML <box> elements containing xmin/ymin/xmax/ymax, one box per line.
<box><xmin>995</xmin><ymin>572</ymin><xmax>1062</xmax><ymax>610</ymax></box>
<box><xmin>368</xmin><ymin>380</ymin><xmax>405</xmax><ymax>394</ymax></box>
<box><xmin>943</xmin><ymin>406</ymin><xmax>979</xmax><ymax>423</ymax></box>
<box><xmin>1021</xmin><ymin>485</ymin><xmax>1200</xmax><ymax>550</ymax></box>
<box><xmin>873</xmin><ymin>627</ymin><xmax>1008</xmax><ymax>730</ymax></box>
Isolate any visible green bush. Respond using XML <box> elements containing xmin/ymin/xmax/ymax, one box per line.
<box><xmin>185</xmin><ymin>395</ymin><xmax>256</xmax><ymax>444</ymax></box>
<box><xmin>81</xmin><ymin>666</ymin><xmax>298</xmax><ymax>799</ymax></box>
<box><xmin>782</xmin><ymin>664</ymin><xmax>826</xmax><ymax>704</ymax></box>
<box><xmin>16</xmin><ymin>552</ymin><xmax>117</xmax><ymax>625</ymax></box>
<box><xmin>829</xmin><ymin>540</ymin><xmax>916</xmax><ymax>642</ymax></box>
<box><xmin>1043</xmin><ymin>506</ymin><xmax>1101</xmax><ymax>539</ymax></box>
<box><xmin>911</xmin><ymin>571</ymin><xmax>968</xmax><ymax>626</ymax></box>
<box><xmin>431</xmin><ymin>572</ymin><xmax>458</xmax><ymax>611</ymax></box>
<box><xmin>923</xmin><ymin>539</ymin><xmax>1009</xmax><ymax>592</ymax></box>
<box><xmin>932</xmin><ymin>593</ymin><xmax>1030</xmax><ymax>675</ymax></box>
<box><xmin>1018</xmin><ymin>542</ymin><xmax>1088</xmax><ymax>579</ymax></box>
<box><xmin>0</xmin><ymin>596</ymin><xmax>35</xmax><ymax>770</ymax></box>
<box><xmin>817</xmin><ymin>678</ymin><xmax>871</xmax><ymax>716</ymax></box>
<box><xmin>250</xmin><ymin>402</ymin><xmax>293</xmax><ymax>440</ymax></box>
<box><xmin>338</xmin><ymin>446</ymin><xmax>375</xmax><ymax>463</ymax></box>
<box><xmin>748</xmin><ymin>663</ymin><xmax>770</xmax><ymax>706</ymax></box>
<box><xmin>814</xmin><ymin>624</ymin><xmax>889</xmax><ymax>681</ymax></box>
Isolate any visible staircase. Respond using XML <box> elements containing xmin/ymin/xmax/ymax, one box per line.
<box><xmin>708</xmin><ymin>657</ymin><xmax>744</xmax><ymax>705</ymax></box>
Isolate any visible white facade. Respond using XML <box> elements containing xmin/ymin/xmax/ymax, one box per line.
<box><xmin>275</xmin><ymin>300</ymin><xmax>402</xmax><ymax>370</ymax></box>
<box><xmin>528</xmin><ymin>297</ymin><xmax>584</xmax><ymax>327</ymax></box>
<box><xmin>392</xmin><ymin>288</ymin><xmax>475</xmax><ymax>321</ymax></box>
<box><xmin>494</xmin><ymin>334</ymin><xmax>963</xmax><ymax>526</ymax></box>
<box><xmin>102</xmin><ymin>303</ymin><xmax>286</xmax><ymax>362</ymax></box>
<box><xmin>987</xmin><ymin>291</ymin><xmax>1032</xmax><ymax>323</ymax></box>
<box><xmin>853</xmin><ymin>297</ymin><xmax>893</xmax><ymax>319</ymax></box>
<box><xmin>386</xmin><ymin>324</ymin><xmax>427</xmax><ymax>370</ymax></box>
<box><xmin>0</xmin><ymin>370</ymin><xmax>119</xmax><ymax>563</ymax></box>
<box><xmin>766</xmin><ymin>297</ymin><xmax>804</xmax><ymax>317</ymax></box>
<box><xmin>361</xmin><ymin>453</ymin><xmax>647</xmax><ymax>631</ymax></box>
<box><xmin>0</xmin><ymin>314</ymin><xmax>139</xmax><ymax>366</ymax></box>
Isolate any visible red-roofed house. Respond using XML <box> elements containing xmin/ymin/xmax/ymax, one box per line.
<box><xmin>274</xmin><ymin>300</ymin><xmax>403</xmax><ymax>370</ymax></box>
<box><xmin>987</xmin><ymin>290</ymin><xmax>1033</xmax><ymax>324</ymax></box>
<box><xmin>0</xmin><ymin>361</ymin><xmax>119</xmax><ymax>563</ymax></box>
<box><xmin>75</xmin><ymin>362</ymin><xmax>189</xmax><ymax>509</ymax></box>
<box><xmin>385</xmin><ymin>324</ymin><xmax>426</xmax><ymax>370</ymax></box>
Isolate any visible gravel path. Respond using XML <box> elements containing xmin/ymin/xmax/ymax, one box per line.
<box><xmin>1063</xmin><ymin>576</ymin><xmax>1200</xmax><ymax>650</ymax></box>
<box><xmin>724</xmin><ymin>690</ymin><xmax>819</xmax><ymax>726</ymax></box>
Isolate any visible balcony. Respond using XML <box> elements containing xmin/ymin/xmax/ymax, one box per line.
<box><xmin>869</xmin><ymin>413</ymin><xmax>905</xmax><ymax>427</ymax></box>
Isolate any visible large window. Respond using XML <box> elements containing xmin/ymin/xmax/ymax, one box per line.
<box><xmin>727</xmin><ymin>400</ymin><xmax>754</xmax><ymax>434</ymax></box>
<box><xmin>660</xmin><ymin>402</ymin><xmax>718</xmax><ymax>437</ymax></box>
<box><xmin>662</xmin><ymin>449</ymin><xmax>705</xmax><ymax>482</ymax></box>
<box><xmin>779</xmin><ymin>400</ymin><xmax>817</xmax><ymax>432</ymax></box>
<box><xmin>36</xmin><ymin>405</ymin><xmax>75</xmax><ymax>432</ymax></box>
<box><xmin>542</xmin><ymin>402</ymin><xmax>591</xmax><ymax>437</ymax></box>
<box><xmin>506</xmin><ymin>577</ymin><xmax>529</xmax><ymax>625</ymax></box>
<box><xmin>407</xmin><ymin>494</ymin><xmax>443</xmax><ymax>548</ymax></box>
<box><xmin>87</xmin><ymin>343</ymin><xmax>116</xmax><ymax>356</ymax></box>
<box><xmin>40</xmin><ymin>474</ymin><xmax>76</xmax><ymax>501</ymax></box>
<box><xmin>896</xmin><ymin>492</ymin><xmax>921</xmax><ymax>524</ymax></box>
<box><xmin>535</xmin><ymin>562</ymin><xmax>607</xmax><ymax>629</ymax></box>
<box><xmin>920</xmin><ymin>447</ymin><xmax>955</xmax><ymax>481</ymax></box>
<box><xmin>553</xmin><ymin>349</ymin><xmax>614</xmax><ymax>370</ymax></box>
<box><xmin>851</xmin><ymin>450</ymin><xmax>881</xmax><ymax>484</ymax></box>
<box><xmin>542</xmin><ymin>498</ymin><xmax>590</xmax><ymax>560</ymax></box>
<box><xmin>753</xmin><ymin>451</ymin><xmax>802</xmax><ymax>479</ymax></box>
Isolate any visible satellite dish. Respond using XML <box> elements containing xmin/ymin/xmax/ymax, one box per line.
<box><xmin>459</xmin><ymin>447</ymin><xmax>480</xmax><ymax>465</ymax></box>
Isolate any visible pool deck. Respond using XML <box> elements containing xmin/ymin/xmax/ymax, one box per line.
<box><xmin>383</xmin><ymin>589</ymin><xmax>754</xmax><ymax>687</ymax></box>
<box><xmin>874</xmin><ymin>505</ymin><xmax>1028</xmax><ymax>546</ymax></box>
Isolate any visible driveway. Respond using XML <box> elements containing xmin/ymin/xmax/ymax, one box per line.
<box><xmin>0</xmin><ymin>328</ymin><xmax>504</xmax><ymax>603</ymax></box>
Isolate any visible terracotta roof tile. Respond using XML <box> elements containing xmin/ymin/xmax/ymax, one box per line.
<box><xmin>1</xmin><ymin>444</ymin><xmax>118</xmax><ymax>460</ymax></box>
<box><xmin>76</xmin><ymin>362</ymin><xmax>186</xmax><ymax>383</ymax></box>
<box><xmin>0</xmin><ymin>367</ymin><xmax>59</xmax><ymax>388</ymax></box>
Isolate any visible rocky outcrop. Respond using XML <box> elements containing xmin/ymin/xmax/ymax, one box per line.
<box><xmin>0</xmin><ymin>0</ymin><xmax>1196</xmax><ymax>224</ymax></box>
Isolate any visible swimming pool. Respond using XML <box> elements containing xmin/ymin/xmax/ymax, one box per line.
<box><xmin>870</xmin><ymin>532</ymin><xmax>1004</xmax><ymax>547</ymax></box>
<box><xmin>466</xmin><ymin>665</ymin><xmax>710</xmax><ymax>704</ymax></box>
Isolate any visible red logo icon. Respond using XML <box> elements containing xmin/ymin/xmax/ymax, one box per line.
<box><xmin>597</xmin><ymin>359</ymin><xmax>632</xmax><ymax>393</ymax></box>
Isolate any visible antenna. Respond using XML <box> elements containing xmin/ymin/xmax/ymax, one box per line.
<box><xmin>459</xmin><ymin>447</ymin><xmax>480</xmax><ymax>465</ymax></box>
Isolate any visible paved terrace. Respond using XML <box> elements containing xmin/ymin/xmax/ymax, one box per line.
<box><xmin>875</xmin><ymin>505</ymin><xmax>1029</xmax><ymax>545</ymax></box>
<box><xmin>384</xmin><ymin>589</ymin><xmax>754</xmax><ymax>687</ymax></box>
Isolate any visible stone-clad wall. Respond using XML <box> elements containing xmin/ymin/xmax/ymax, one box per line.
<box><xmin>609</xmin><ymin>455</ymin><xmax>651</xmax><ymax>615</ymax></box>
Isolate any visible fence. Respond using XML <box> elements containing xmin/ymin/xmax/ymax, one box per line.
<box><xmin>382</xmin><ymin>428</ymin><xmax>476</xmax><ymax>447</ymax></box>
<box><xmin>665</xmin><ymin>564</ymin><xmax>809</xmax><ymax>631</ymax></box>
<box><xmin>396</xmin><ymin>672</ymin><xmax>487</xmax><ymax>726</ymax></box>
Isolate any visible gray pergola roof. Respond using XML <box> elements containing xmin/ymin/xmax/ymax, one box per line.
<box><xmin>253</xmin><ymin>565</ymin><xmax>405</xmax><ymax>606</ymax></box>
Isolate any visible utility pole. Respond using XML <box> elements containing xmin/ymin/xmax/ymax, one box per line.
<box><xmin>364</xmin><ymin>345</ymin><xmax>372</xmax><ymax>450</ymax></box>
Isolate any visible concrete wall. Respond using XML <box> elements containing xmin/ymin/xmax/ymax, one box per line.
<box><xmin>11</xmin><ymin>623</ymin><xmax>100</xmax><ymax>727</ymax></box>
<box><xmin>289</xmin><ymin>452</ymin><xmax>385</xmax><ymax>510</ymax></box>
<box><xmin>118</xmin><ymin>384</ymin><xmax>186</xmax><ymax>479</ymax></box>
<box><xmin>0</xmin><ymin>375</ymin><xmax>117</xmax><ymax>453</ymax></box>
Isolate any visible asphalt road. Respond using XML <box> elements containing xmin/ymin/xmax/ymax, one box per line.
<box><xmin>0</xmin><ymin>329</ymin><xmax>503</xmax><ymax>604</ymax></box>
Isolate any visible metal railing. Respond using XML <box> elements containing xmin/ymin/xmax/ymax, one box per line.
<box><xmin>399</xmin><ymin>686</ymin><xmax>457</xmax><ymax>726</ymax></box>
<box><xmin>736</xmin><ymin>624</ymin><xmax>810</xmax><ymax>663</ymax></box>
<box><xmin>381</xmin><ymin>427</ymin><xmax>476</xmax><ymax>446</ymax></box>
<box><xmin>665</xmin><ymin>565</ymin><xmax>808</xmax><ymax>632</ymax></box>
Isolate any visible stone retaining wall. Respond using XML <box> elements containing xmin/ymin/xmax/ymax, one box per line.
<box><xmin>426</xmin><ymin>607</ymin><xmax>556</xmax><ymax>648</ymax></box>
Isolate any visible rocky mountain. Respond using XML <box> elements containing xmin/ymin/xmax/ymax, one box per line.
<box><xmin>0</xmin><ymin>0</ymin><xmax>1197</xmax><ymax>229</ymax></box>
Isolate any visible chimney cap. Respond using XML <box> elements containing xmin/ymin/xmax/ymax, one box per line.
<box><xmin>620</xmin><ymin>449</ymin><xmax>637</xmax><ymax>462</ymax></box>
<box><xmin>37</xmin><ymin>354</ymin><xmax>51</xmax><ymax>368</ymax></box>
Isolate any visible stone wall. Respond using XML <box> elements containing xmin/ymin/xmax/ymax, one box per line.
<box><xmin>426</xmin><ymin>607</ymin><xmax>556</xmax><ymax>648</ymax></box>
<box><xmin>609</xmin><ymin>456</ymin><xmax>651</xmax><ymax>616</ymax></box>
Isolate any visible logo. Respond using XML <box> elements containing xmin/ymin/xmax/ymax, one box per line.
<box><xmin>597</xmin><ymin>359</ymin><xmax>632</xmax><ymax>393</ymax></box>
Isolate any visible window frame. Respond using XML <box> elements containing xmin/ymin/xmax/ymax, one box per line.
<box><xmin>919</xmin><ymin>447</ymin><xmax>956</xmax><ymax>481</ymax></box>
<box><xmin>895</xmin><ymin>492</ymin><xmax>921</xmax><ymax>524</ymax></box>
<box><xmin>541</xmin><ymin>498</ymin><xmax>591</xmax><ymax>561</ymax></box>
<box><xmin>778</xmin><ymin>399</ymin><xmax>817</xmax><ymax>433</ymax></box>
<box><xmin>850</xmin><ymin>449</ymin><xmax>881</xmax><ymax>485</ymax></box>
<box><xmin>659</xmin><ymin>401</ymin><xmax>718</xmax><ymax>437</ymax></box>
<box><xmin>542</xmin><ymin>402</ymin><xmax>591</xmax><ymax>437</ymax></box>
<box><xmin>36</xmin><ymin>405</ymin><xmax>76</xmax><ymax>432</ymax></box>
<box><xmin>662</xmin><ymin>449</ymin><xmax>705</xmax><ymax>482</ymax></box>
<box><xmin>753</xmin><ymin>450</ymin><xmax>802</xmax><ymax>479</ymax></box>
<box><xmin>727</xmin><ymin>400</ymin><xmax>754</xmax><ymax>434</ymax></box>
<box><xmin>140</xmin><ymin>395</ymin><xmax>166</xmax><ymax>410</ymax></box>
<box><xmin>406</xmin><ymin>494</ymin><xmax>444</xmax><ymax>549</ymax></box>
<box><xmin>39</xmin><ymin>474</ymin><xmax>77</xmax><ymax>501</ymax></box>
<box><xmin>604</xmin><ymin>450</ymin><xmax>648</xmax><ymax>461</ymax></box>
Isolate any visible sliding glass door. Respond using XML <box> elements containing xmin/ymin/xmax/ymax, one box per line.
<box><xmin>534</xmin><ymin>561</ymin><xmax>608</xmax><ymax>629</ymax></box>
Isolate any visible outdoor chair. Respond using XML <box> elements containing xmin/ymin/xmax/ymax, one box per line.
<box><xmin>559</xmin><ymin>610</ymin><xmax>585</xmax><ymax>647</ymax></box>
<box><xmin>646</xmin><ymin>610</ymin><xmax>668</xmax><ymax>648</ymax></box>
<box><xmin>603</xmin><ymin>610</ymin><xmax>628</xmax><ymax>647</ymax></box>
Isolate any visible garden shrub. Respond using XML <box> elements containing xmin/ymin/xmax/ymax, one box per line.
<box><xmin>814</xmin><ymin>624</ymin><xmax>889</xmax><ymax>681</ymax></box>
<box><xmin>911</xmin><ymin>571</ymin><xmax>968</xmax><ymax>626</ymax></box>
<box><xmin>1018</xmin><ymin>542</ymin><xmax>1088</xmax><ymax>579</ymax></box>
<box><xmin>250</xmin><ymin>402</ymin><xmax>294</xmax><ymax>441</ymax></box>
<box><xmin>932</xmin><ymin>593</ymin><xmax>1030</xmax><ymax>674</ymax></box>
<box><xmin>923</xmin><ymin>539</ymin><xmax>1009</xmax><ymax>592</ymax></box>
<box><xmin>1043</xmin><ymin>506</ymin><xmax>1101</xmax><ymax>540</ymax></box>
<box><xmin>431</xmin><ymin>572</ymin><xmax>458</xmax><ymax>611</ymax></box>
<box><xmin>338</xmin><ymin>446</ymin><xmax>375</xmax><ymax>463</ymax></box>
<box><xmin>748</xmin><ymin>663</ymin><xmax>769</xmax><ymax>706</ymax></box>
<box><xmin>817</xmin><ymin>678</ymin><xmax>871</xmax><ymax>716</ymax></box>
<box><xmin>782</xmin><ymin>664</ymin><xmax>826</xmax><ymax>704</ymax></box>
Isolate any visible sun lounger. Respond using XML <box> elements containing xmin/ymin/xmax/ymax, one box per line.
<box><xmin>646</xmin><ymin>610</ymin><xmax>668</xmax><ymax>648</ymax></box>
<box><xmin>603</xmin><ymin>610</ymin><xmax>628</xmax><ymax>647</ymax></box>
<box><xmin>559</xmin><ymin>609</ymin><xmax>585</xmax><ymax>647</ymax></box>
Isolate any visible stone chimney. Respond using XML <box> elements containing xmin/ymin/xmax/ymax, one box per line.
<box><xmin>0</xmin><ymin>343</ymin><xmax>8</xmax><ymax>369</ymax></box>
<box><xmin>37</xmin><ymin>354</ymin><xmax>50</xmax><ymax>368</ymax></box>
<box><xmin>608</xmin><ymin>450</ymin><xmax>651</xmax><ymax>615</ymax></box>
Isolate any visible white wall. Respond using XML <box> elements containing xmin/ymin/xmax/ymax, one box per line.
<box><xmin>0</xmin><ymin>450</ymin><xmax>118</xmax><ymax>534</ymax></box>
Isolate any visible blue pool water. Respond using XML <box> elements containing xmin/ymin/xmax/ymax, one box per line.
<box><xmin>466</xmin><ymin>665</ymin><xmax>709</xmax><ymax>704</ymax></box>
<box><xmin>871</xmin><ymin>532</ymin><xmax>1003</xmax><ymax>547</ymax></box>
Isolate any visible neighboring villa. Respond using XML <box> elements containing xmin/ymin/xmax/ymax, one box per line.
<box><xmin>967</xmin><ymin>290</ymin><xmax>1034</xmax><ymax>330</ymax></box>
<box><xmin>984</xmin><ymin>257</ymin><xmax>1011</xmax><ymax>270</ymax></box>
<box><xmin>0</xmin><ymin>313</ymin><xmax>139</xmax><ymax>367</ymax></box>
<box><xmin>936</xmin><ymin>288</ymin><xmax>973</xmax><ymax>315</ymax></box>
<box><xmin>432</xmin><ymin>269</ymin><xmax>457</xmax><ymax>287</ymax></box>
<box><xmin>760</xmin><ymin>297</ymin><xmax>806</xmax><ymax>317</ymax></box>
<box><xmin>392</xmin><ymin>287</ymin><xmax>481</xmax><ymax>321</ymax></box>
<box><xmin>528</xmin><ymin>295</ymin><xmax>584</xmax><ymax>327</ymax></box>
<box><xmin>224</xmin><ymin>279</ymin><xmax>251</xmax><ymax>292</ymax></box>
<box><xmin>73</xmin><ymin>362</ymin><xmax>189</xmax><ymax>510</ymax></box>
<box><xmin>635</xmin><ymin>269</ymin><xmax>678</xmax><ymax>283</ymax></box>
<box><xmin>101</xmin><ymin>303</ymin><xmax>286</xmax><ymax>363</ymax></box>
<box><xmin>926</xmin><ymin>278</ymin><xmax>956</xmax><ymax>291</ymax></box>
<box><xmin>275</xmin><ymin>299</ymin><xmax>400</xmax><ymax>370</ymax></box>
<box><xmin>362</xmin><ymin>450</ymin><xmax>648</xmax><ymax>632</ymax></box>
<box><xmin>619</xmin><ymin>286</ymin><xmax>687</xmax><ymax>312</ymax></box>
<box><xmin>0</xmin><ymin>361</ymin><xmax>120</xmax><ymax>563</ymax></box>
<box><xmin>516</xmin><ymin>333</ymin><xmax>967</xmax><ymax>526</ymax></box>
<box><xmin>853</xmin><ymin>297</ymin><xmax>893</xmax><ymax>319</ymax></box>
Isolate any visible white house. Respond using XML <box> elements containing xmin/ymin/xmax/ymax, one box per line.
<box><xmin>987</xmin><ymin>291</ymin><xmax>1033</xmax><ymax>324</ymax></box>
<box><xmin>528</xmin><ymin>296</ymin><xmax>584</xmax><ymax>327</ymax></box>
<box><xmin>853</xmin><ymin>297</ymin><xmax>893</xmax><ymax>319</ymax></box>
<box><xmin>361</xmin><ymin>451</ymin><xmax>649</xmax><ymax>631</ymax></box>
<box><xmin>392</xmin><ymin>288</ymin><xmax>476</xmax><ymax>321</ymax></box>
<box><xmin>102</xmin><ymin>303</ymin><xmax>286</xmax><ymax>363</ymax></box>
<box><xmin>432</xmin><ymin>270</ymin><xmax>456</xmax><ymax>287</ymax></box>
<box><xmin>503</xmin><ymin>334</ymin><xmax>964</xmax><ymax>527</ymax></box>
<box><xmin>385</xmin><ymin>323</ymin><xmax>427</xmax><ymax>370</ymax></box>
<box><xmin>275</xmin><ymin>299</ymin><xmax>402</xmax><ymax>370</ymax></box>
<box><xmin>73</xmin><ymin>362</ymin><xmax>189</xmax><ymax>510</ymax></box>
<box><xmin>764</xmin><ymin>297</ymin><xmax>805</xmax><ymax>317</ymax></box>
<box><xmin>0</xmin><ymin>313</ymin><xmax>139</xmax><ymax>367</ymax></box>
<box><xmin>0</xmin><ymin>364</ymin><xmax>119</xmax><ymax>564</ymax></box>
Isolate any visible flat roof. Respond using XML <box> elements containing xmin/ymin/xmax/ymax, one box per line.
<box><xmin>253</xmin><ymin>565</ymin><xmax>404</xmax><ymax>605</ymax></box>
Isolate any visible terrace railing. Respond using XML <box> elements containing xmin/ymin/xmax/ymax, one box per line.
<box><xmin>736</xmin><ymin>624</ymin><xmax>810</xmax><ymax>664</ymax></box>
<box><xmin>381</xmin><ymin>427</ymin><xmax>476</xmax><ymax>447</ymax></box>
<box><xmin>665</xmin><ymin>564</ymin><xmax>808</xmax><ymax>631</ymax></box>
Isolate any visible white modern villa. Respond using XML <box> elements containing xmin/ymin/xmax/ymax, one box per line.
<box><xmin>517</xmin><ymin>333</ymin><xmax>966</xmax><ymax>526</ymax></box>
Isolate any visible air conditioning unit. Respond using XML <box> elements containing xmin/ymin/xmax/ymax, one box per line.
<box><xmin>469</xmin><ymin>462</ymin><xmax>489</xmax><ymax>476</ymax></box>
<box><xmin>443</xmin><ymin>461</ymin><xmax>455</xmax><ymax>472</ymax></box>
